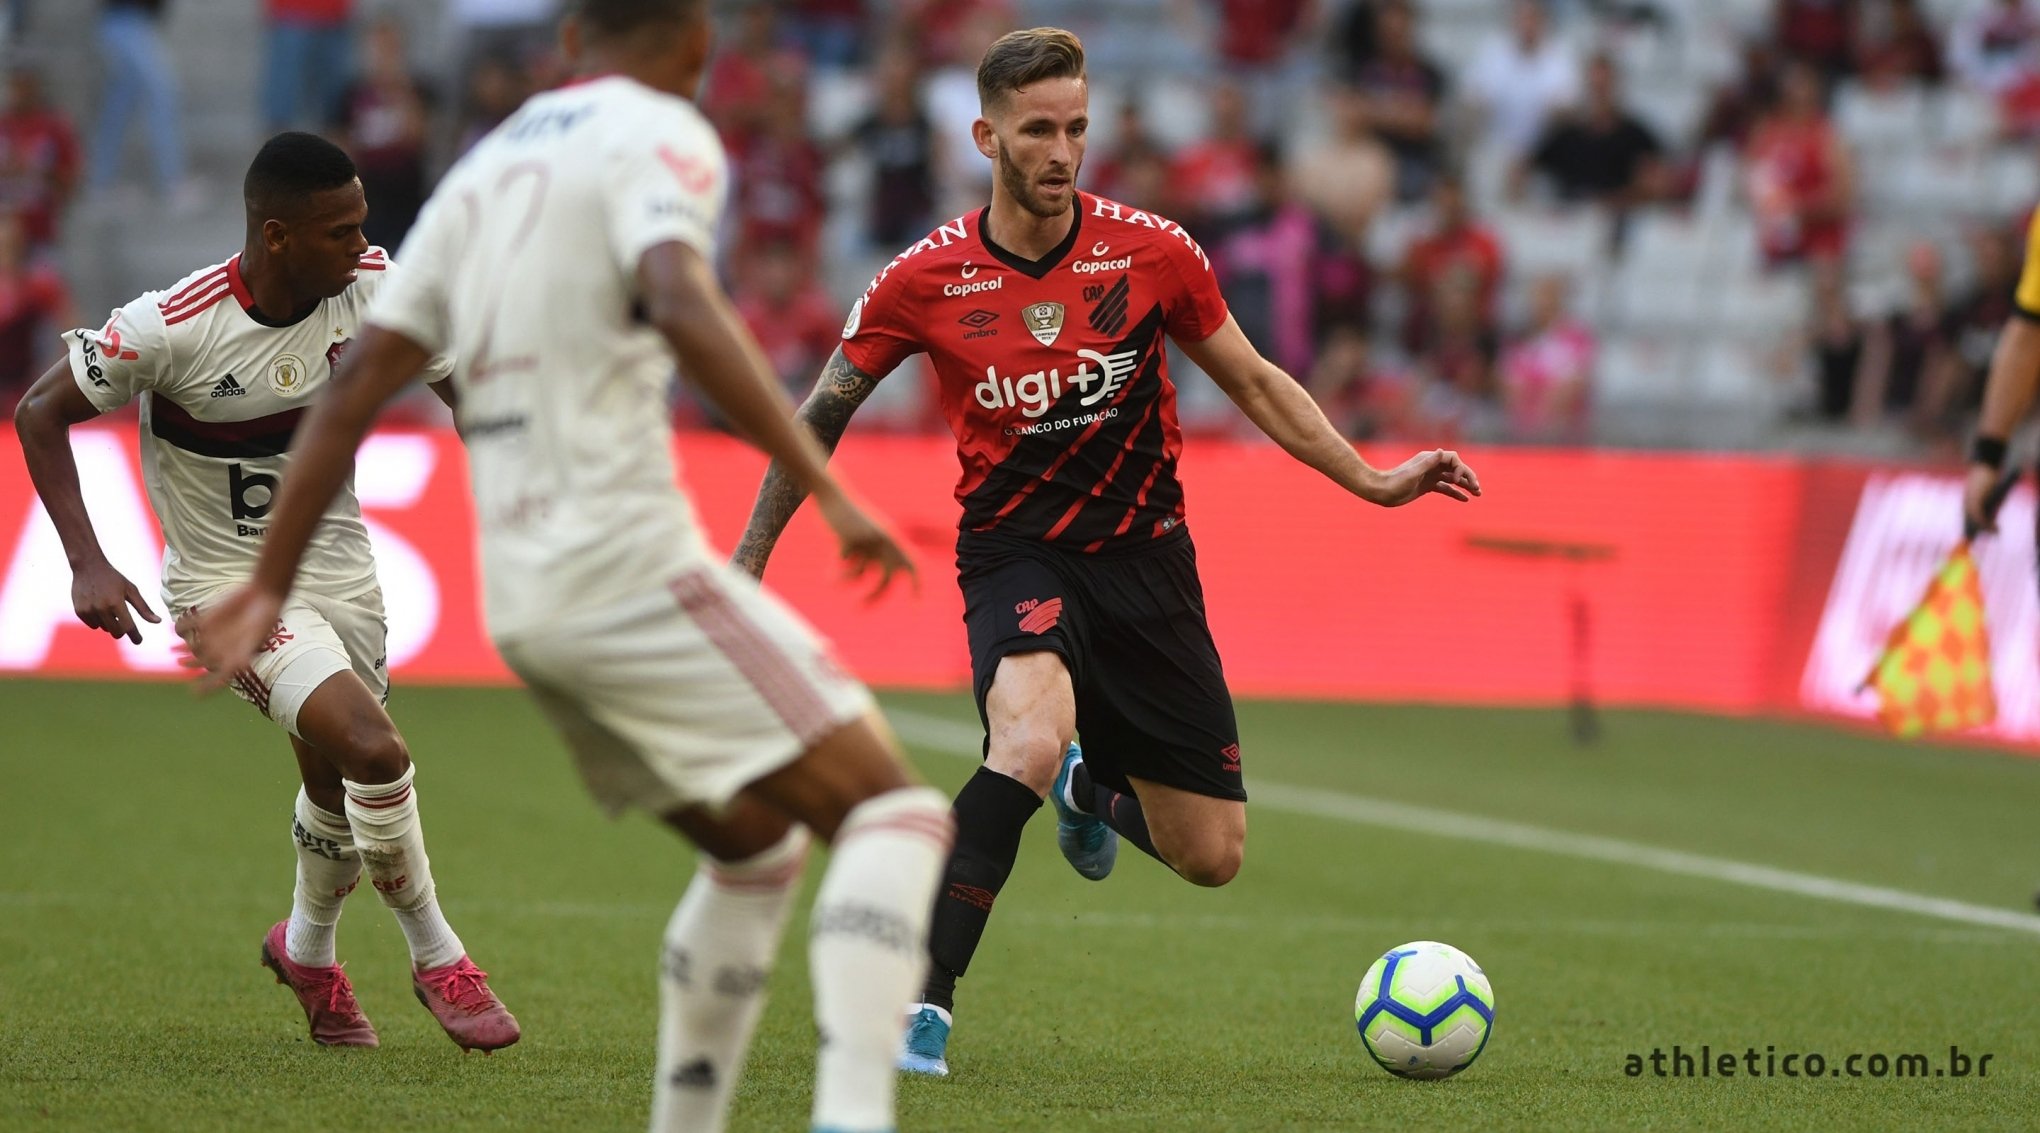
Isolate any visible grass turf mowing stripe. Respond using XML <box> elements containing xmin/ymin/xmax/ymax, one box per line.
<box><xmin>884</xmin><ymin>707</ymin><xmax>2040</xmax><ymax>938</ymax></box>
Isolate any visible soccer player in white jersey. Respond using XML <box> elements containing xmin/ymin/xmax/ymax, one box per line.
<box><xmin>13</xmin><ymin>133</ymin><xmax>518</xmax><ymax>1052</ymax></box>
<box><xmin>184</xmin><ymin>3</ymin><xmax>954</xmax><ymax>1132</ymax></box>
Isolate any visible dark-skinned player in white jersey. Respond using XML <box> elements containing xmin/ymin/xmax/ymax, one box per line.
<box><xmin>15</xmin><ymin>132</ymin><xmax>517</xmax><ymax>1053</ymax></box>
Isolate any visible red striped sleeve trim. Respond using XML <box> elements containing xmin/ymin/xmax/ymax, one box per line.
<box><xmin>668</xmin><ymin>570</ymin><xmax>839</xmax><ymax>745</ymax></box>
<box><xmin>163</xmin><ymin>285</ymin><xmax>232</xmax><ymax>325</ymax></box>
<box><xmin>160</xmin><ymin>266</ymin><xmax>229</xmax><ymax>313</ymax></box>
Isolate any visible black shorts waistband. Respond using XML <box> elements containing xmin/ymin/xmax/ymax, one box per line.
<box><xmin>956</xmin><ymin>521</ymin><xmax>1191</xmax><ymax>566</ymax></box>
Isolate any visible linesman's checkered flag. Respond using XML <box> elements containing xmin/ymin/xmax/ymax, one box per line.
<box><xmin>1857</xmin><ymin>468</ymin><xmax>2021</xmax><ymax>737</ymax></box>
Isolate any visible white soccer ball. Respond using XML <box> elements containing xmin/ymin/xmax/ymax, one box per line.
<box><xmin>1354</xmin><ymin>940</ymin><xmax>1495</xmax><ymax>1079</ymax></box>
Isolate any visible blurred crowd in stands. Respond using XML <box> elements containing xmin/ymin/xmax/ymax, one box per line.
<box><xmin>5</xmin><ymin>0</ymin><xmax>2040</xmax><ymax>457</ymax></box>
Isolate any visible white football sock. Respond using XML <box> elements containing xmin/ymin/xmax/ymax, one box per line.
<box><xmin>343</xmin><ymin>766</ymin><xmax>465</xmax><ymax>970</ymax></box>
<box><xmin>808</xmin><ymin>787</ymin><xmax>953</xmax><ymax>1133</ymax></box>
<box><xmin>651</xmin><ymin>827</ymin><xmax>808</xmax><ymax>1133</ymax></box>
<box><xmin>286</xmin><ymin>789</ymin><xmax>361</xmax><ymax>968</ymax></box>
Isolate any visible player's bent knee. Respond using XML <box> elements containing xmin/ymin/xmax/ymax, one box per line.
<box><xmin>1173</xmin><ymin>843</ymin><xmax>1244</xmax><ymax>888</ymax></box>
<box><xmin>333</xmin><ymin>718</ymin><xmax>410</xmax><ymax>783</ymax></box>
<box><xmin>1152</xmin><ymin>819</ymin><xmax>1245</xmax><ymax>887</ymax></box>
<box><xmin>983</xmin><ymin>725</ymin><xmax>1062</xmax><ymax>795</ymax></box>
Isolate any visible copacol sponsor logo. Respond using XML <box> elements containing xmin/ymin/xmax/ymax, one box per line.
<box><xmin>1073</xmin><ymin>254</ymin><xmax>1133</xmax><ymax>275</ymax></box>
<box><xmin>974</xmin><ymin>348</ymin><xmax>1140</xmax><ymax>418</ymax></box>
<box><xmin>944</xmin><ymin>275</ymin><xmax>1003</xmax><ymax>297</ymax></box>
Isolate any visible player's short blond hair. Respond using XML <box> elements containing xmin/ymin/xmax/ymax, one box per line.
<box><xmin>976</xmin><ymin>27</ymin><xmax>1086</xmax><ymax>113</ymax></box>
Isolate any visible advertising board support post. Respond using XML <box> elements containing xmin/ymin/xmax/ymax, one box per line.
<box><xmin>1466</xmin><ymin>534</ymin><xmax>1618</xmax><ymax>746</ymax></box>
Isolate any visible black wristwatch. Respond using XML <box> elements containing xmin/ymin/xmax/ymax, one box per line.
<box><xmin>1969</xmin><ymin>434</ymin><xmax>2008</xmax><ymax>470</ymax></box>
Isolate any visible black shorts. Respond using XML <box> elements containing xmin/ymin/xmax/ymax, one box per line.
<box><xmin>957</xmin><ymin>526</ymin><xmax>1245</xmax><ymax>801</ymax></box>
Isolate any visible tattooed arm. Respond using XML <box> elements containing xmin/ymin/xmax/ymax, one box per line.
<box><xmin>730</xmin><ymin>346</ymin><xmax>883</xmax><ymax>578</ymax></box>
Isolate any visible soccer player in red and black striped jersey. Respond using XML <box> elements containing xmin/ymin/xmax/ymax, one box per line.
<box><xmin>733</xmin><ymin>26</ymin><xmax>1481</xmax><ymax>1076</ymax></box>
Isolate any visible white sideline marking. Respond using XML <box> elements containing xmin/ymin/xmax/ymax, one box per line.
<box><xmin>995</xmin><ymin>910</ymin><xmax>2017</xmax><ymax>945</ymax></box>
<box><xmin>0</xmin><ymin>893</ymin><xmax>2013</xmax><ymax>945</ymax></box>
<box><xmin>885</xmin><ymin>708</ymin><xmax>2040</xmax><ymax>939</ymax></box>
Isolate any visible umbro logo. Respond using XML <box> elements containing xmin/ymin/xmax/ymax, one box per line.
<box><xmin>958</xmin><ymin>308</ymin><xmax>999</xmax><ymax>339</ymax></box>
<box><xmin>209</xmin><ymin>374</ymin><xmax>246</xmax><ymax>398</ymax></box>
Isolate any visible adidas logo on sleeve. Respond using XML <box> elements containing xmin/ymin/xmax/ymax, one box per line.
<box><xmin>209</xmin><ymin>374</ymin><xmax>245</xmax><ymax>398</ymax></box>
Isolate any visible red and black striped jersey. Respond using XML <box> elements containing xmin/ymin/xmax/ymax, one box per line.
<box><xmin>840</xmin><ymin>191</ymin><xmax>1229</xmax><ymax>552</ymax></box>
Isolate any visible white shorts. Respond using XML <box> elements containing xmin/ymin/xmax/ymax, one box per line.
<box><xmin>494</xmin><ymin>564</ymin><xmax>875</xmax><ymax>817</ymax></box>
<box><xmin>182</xmin><ymin>585</ymin><xmax>389</xmax><ymax>740</ymax></box>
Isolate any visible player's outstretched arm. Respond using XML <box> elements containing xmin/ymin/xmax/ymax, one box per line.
<box><xmin>14</xmin><ymin>358</ymin><xmax>161</xmax><ymax>643</ymax></box>
<box><xmin>730</xmin><ymin>347</ymin><xmax>882</xmax><ymax>579</ymax></box>
<box><xmin>638</xmin><ymin>242</ymin><xmax>911</xmax><ymax>597</ymax></box>
<box><xmin>1964</xmin><ymin>314</ymin><xmax>2040</xmax><ymax>535</ymax></box>
<box><xmin>1179</xmin><ymin>314</ymin><xmax>1481</xmax><ymax>507</ymax></box>
<box><xmin>184</xmin><ymin>326</ymin><xmax>431</xmax><ymax>685</ymax></box>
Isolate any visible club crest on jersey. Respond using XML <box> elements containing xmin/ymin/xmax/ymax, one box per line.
<box><xmin>326</xmin><ymin>338</ymin><xmax>350</xmax><ymax>375</ymax></box>
<box><xmin>1023</xmin><ymin>301</ymin><xmax>1065</xmax><ymax>346</ymax></box>
<box><xmin>268</xmin><ymin>354</ymin><xmax>310</xmax><ymax>397</ymax></box>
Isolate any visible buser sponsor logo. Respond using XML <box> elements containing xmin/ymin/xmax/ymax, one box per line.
<box><xmin>77</xmin><ymin>336</ymin><xmax>111</xmax><ymax>388</ymax></box>
<box><xmin>974</xmin><ymin>348</ymin><xmax>1140</xmax><ymax>417</ymax></box>
<box><xmin>1073</xmin><ymin>255</ymin><xmax>1134</xmax><ymax>274</ymax></box>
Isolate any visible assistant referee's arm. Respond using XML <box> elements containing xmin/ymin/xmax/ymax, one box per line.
<box><xmin>1963</xmin><ymin>216</ymin><xmax>2040</xmax><ymax>534</ymax></box>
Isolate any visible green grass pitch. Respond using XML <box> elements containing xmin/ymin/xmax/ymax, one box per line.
<box><xmin>2</xmin><ymin>679</ymin><xmax>2036</xmax><ymax>1131</ymax></box>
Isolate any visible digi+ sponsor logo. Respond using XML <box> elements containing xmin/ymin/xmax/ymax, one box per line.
<box><xmin>973</xmin><ymin>347</ymin><xmax>1141</xmax><ymax>419</ymax></box>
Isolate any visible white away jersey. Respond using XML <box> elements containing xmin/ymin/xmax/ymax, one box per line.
<box><xmin>369</xmin><ymin>76</ymin><xmax>729</xmax><ymax>636</ymax></box>
<box><xmin>64</xmin><ymin>250</ymin><xmax>453</xmax><ymax>609</ymax></box>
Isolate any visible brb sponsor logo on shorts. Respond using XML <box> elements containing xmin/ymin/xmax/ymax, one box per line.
<box><xmin>974</xmin><ymin>347</ymin><xmax>1140</xmax><ymax>427</ymax></box>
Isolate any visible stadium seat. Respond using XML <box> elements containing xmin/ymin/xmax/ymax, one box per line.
<box><xmin>1716</xmin><ymin>271</ymin><xmax>1811</xmax><ymax>339</ymax></box>
<box><xmin>1492</xmin><ymin>207</ymin><xmax>1610</xmax><ymax>276</ymax></box>
<box><xmin>1928</xmin><ymin>87</ymin><xmax>2000</xmax><ymax>150</ymax></box>
<box><xmin>1835</xmin><ymin>80</ymin><xmax>1930</xmax><ymax>159</ymax></box>
<box><xmin>805</xmin><ymin>69</ymin><xmax>872</xmax><ymax>143</ymax></box>
<box><xmin>1985</xmin><ymin>148</ymin><xmax>2040</xmax><ymax>217</ymax></box>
